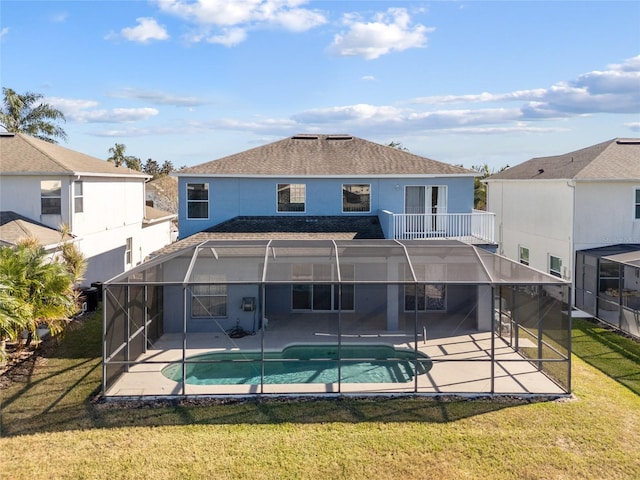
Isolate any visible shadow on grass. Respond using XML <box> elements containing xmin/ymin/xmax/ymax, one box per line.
<box><xmin>571</xmin><ymin>318</ymin><xmax>640</xmax><ymax>396</ymax></box>
<box><xmin>0</xmin><ymin>312</ymin><xmax>554</xmax><ymax>437</ymax></box>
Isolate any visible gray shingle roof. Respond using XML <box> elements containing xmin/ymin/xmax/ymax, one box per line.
<box><xmin>178</xmin><ymin>134</ymin><xmax>474</xmax><ymax>176</ymax></box>
<box><xmin>486</xmin><ymin>138</ymin><xmax>640</xmax><ymax>181</ymax></box>
<box><xmin>0</xmin><ymin>132</ymin><xmax>148</xmax><ymax>177</ymax></box>
<box><xmin>0</xmin><ymin>211</ymin><xmax>72</xmax><ymax>248</ymax></box>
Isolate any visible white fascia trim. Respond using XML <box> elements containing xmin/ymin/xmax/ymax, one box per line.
<box><xmin>172</xmin><ymin>173</ymin><xmax>477</xmax><ymax>179</ymax></box>
<box><xmin>2</xmin><ymin>171</ymin><xmax>150</xmax><ymax>179</ymax></box>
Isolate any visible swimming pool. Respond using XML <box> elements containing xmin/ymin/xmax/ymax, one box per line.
<box><xmin>161</xmin><ymin>344</ymin><xmax>432</xmax><ymax>385</ymax></box>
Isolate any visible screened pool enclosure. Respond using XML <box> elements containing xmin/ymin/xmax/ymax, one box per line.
<box><xmin>103</xmin><ymin>239</ymin><xmax>572</xmax><ymax>398</ymax></box>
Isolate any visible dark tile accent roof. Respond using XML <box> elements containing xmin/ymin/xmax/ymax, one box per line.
<box><xmin>0</xmin><ymin>132</ymin><xmax>148</xmax><ymax>177</ymax></box>
<box><xmin>0</xmin><ymin>211</ymin><xmax>72</xmax><ymax>248</ymax></box>
<box><xmin>206</xmin><ymin>216</ymin><xmax>384</xmax><ymax>238</ymax></box>
<box><xmin>486</xmin><ymin>138</ymin><xmax>640</xmax><ymax>181</ymax></box>
<box><xmin>178</xmin><ymin>134</ymin><xmax>474</xmax><ymax>176</ymax></box>
<box><xmin>151</xmin><ymin>216</ymin><xmax>384</xmax><ymax>257</ymax></box>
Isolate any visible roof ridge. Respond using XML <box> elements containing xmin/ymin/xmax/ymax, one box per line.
<box><xmin>570</xmin><ymin>138</ymin><xmax>617</xmax><ymax>179</ymax></box>
<box><xmin>17</xmin><ymin>133</ymin><xmax>74</xmax><ymax>173</ymax></box>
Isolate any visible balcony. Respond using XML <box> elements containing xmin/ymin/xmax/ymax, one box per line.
<box><xmin>382</xmin><ymin>210</ymin><xmax>495</xmax><ymax>244</ymax></box>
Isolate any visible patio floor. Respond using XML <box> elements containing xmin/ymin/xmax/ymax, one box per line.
<box><xmin>105</xmin><ymin>318</ymin><xmax>567</xmax><ymax>397</ymax></box>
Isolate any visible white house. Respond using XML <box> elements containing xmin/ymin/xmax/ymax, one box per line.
<box><xmin>485</xmin><ymin>138</ymin><xmax>640</xmax><ymax>286</ymax></box>
<box><xmin>0</xmin><ymin>132</ymin><xmax>176</xmax><ymax>284</ymax></box>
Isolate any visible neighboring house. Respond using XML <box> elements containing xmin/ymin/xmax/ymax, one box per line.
<box><xmin>174</xmin><ymin>134</ymin><xmax>495</xmax><ymax>244</ymax></box>
<box><xmin>0</xmin><ymin>132</ymin><xmax>176</xmax><ymax>284</ymax></box>
<box><xmin>0</xmin><ymin>211</ymin><xmax>73</xmax><ymax>252</ymax></box>
<box><xmin>146</xmin><ymin>175</ymin><xmax>178</xmax><ymax>214</ymax></box>
<box><xmin>486</xmin><ymin>138</ymin><xmax>640</xmax><ymax>286</ymax></box>
<box><xmin>146</xmin><ymin>175</ymin><xmax>179</xmax><ymax>242</ymax></box>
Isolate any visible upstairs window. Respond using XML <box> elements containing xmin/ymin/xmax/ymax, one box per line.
<box><xmin>635</xmin><ymin>188</ymin><xmax>640</xmax><ymax>219</ymax></box>
<box><xmin>74</xmin><ymin>181</ymin><xmax>84</xmax><ymax>213</ymax></box>
<box><xmin>342</xmin><ymin>184</ymin><xmax>371</xmax><ymax>212</ymax></box>
<box><xmin>41</xmin><ymin>180</ymin><xmax>62</xmax><ymax>215</ymax></box>
<box><xmin>549</xmin><ymin>255</ymin><xmax>562</xmax><ymax>278</ymax></box>
<box><xmin>519</xmin><ymin>246</ymin><xmax>530</xmax><ymax>266</ymax></box>
<box><xmin>277</xmin><ymin>184</ymin><xmax>305</xmax><ymax>212</ymax></box>
<box><xmin>187</xmin><ymin>183</ymin><xmax>209</xmax><ymax>219</ymax></box>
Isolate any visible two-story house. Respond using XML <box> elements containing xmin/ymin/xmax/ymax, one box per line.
<box><xmin>0</xmin><ymin>132</ymin><xmax>176</xmax><ymax>284</ymax></box>
<box><xmin>175</xmin><ymin>133</ymin><xmax>495</xmax><ymax>244</ymax></box>
<box><xmin>100</xmin><ymin>134</ymin><xmax>570</xmax><ymax>399</ymax></box>
<box><xmin>485</xmin><ymin>138</ymin><xmax>640</xmax><ymax>335</ymax></box>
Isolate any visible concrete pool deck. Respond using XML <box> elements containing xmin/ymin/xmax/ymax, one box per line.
<box><xmin>104</xmin><ymin>328</ymin><xmax>568</xmax><ymax>398</ymax></box>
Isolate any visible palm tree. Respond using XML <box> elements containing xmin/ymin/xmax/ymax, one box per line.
<box><xmin>0</xmin><ymin>240</ymin><xmax>75</xmax><ymax>348</ymax></box>
<box><xmin>0</xmin><ymin>87</ymin><xmax>67</xmax><ymax>143</ymax></box>
<box><xmin>107</xmin><ymin>143</ymin><xmax>127</xmax><ymax>167</ymax></box>
<box><xmin>107</xmin><ymin>143</ymin><xmax>142</xmax><ymax>170</ymax></box>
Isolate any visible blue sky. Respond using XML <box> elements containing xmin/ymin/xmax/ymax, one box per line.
<box><xmin>1</xmin><ymin>1</ymin><xmax>639</xmax><ymax>170</ymax></box>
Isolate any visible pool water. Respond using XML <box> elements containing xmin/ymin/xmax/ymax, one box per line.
<box><xmin>161</xmin><ymin>344</ymin><xmax>432</xmax><ymax>385</ymax></box>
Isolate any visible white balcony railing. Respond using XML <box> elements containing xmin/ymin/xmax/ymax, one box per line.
<box><xmin>391</xmin><ymin>210</ymin><xmax>495</xmax><ymax>243</ymax></box>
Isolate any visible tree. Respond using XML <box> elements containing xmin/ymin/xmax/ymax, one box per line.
<box><xmin>107</xmin><ymin>143</ymin><xmax>142</xmax><ymax>170</ymax></box>
<box><xmin>107</xmin><ymin>143</ymin><xmax>127</xmax><ymax>167</ymax></box>
<box><xmin>160</xmin><ymin>160</ymin><xmax>174</xmax><ymax>176</ymax></box>
<box><xmin>0</xmin><ymin>240</ymin><xmax>75</xmax><ymax>349</ymax></box>
<box><xmin>143</xmin><ymin>158</ymin><xmax>160</xmax><ymax>177</ymax></box>
<box><xmin>471</xmin><ymin>164</ymin><xmax>509</xmax><ymax>210</ymax></box>
<box><xmin>0</xmin><ymin>87</ymin><xmax>68</xmax><ymax>143</ymax></box>
<box><xmin>388</xmin><ymin>141</ymin><xmax>408</xmax><ymax>151</ymax></box>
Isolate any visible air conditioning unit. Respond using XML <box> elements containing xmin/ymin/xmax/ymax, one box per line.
<box><xmin>241</xmin><ymin>297</ymin><xmax>255</xmax><ymax>312</ymax></box>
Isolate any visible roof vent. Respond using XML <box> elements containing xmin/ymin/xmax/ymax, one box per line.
<box><xmin>617</xmin><ymin>139</ymin><xmax>640</xmax><ymax>145</ymax></box>
<box><xmin>326</xmin><ymin>135</ymin><xmax>353</xmax><ymax>141</ymax></box>
<box><xmin>292</xmin><ymin>134</ymin><xmax>319</xmax><ymax>140</ymax></box>
<box><xmin>537</xmin><ymin>168</ymin><xmax>544</xmax><ymax>175</ymax></box>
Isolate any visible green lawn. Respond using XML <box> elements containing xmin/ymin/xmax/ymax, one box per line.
<box><xmin>1</xmin><ymin>313</ymin><xmax>639</xmax><ymax>479</ymax></box>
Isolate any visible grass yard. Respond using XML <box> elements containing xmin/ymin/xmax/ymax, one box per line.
<box><xmin>0</xmin><ymin>313</ymin><xmax>639</xmax><ymax>479</ymax></box>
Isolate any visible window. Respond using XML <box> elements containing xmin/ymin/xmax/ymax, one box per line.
<box><xmin>125</xmin><ymin>237</ymin><xmax>133</xmax><ymax>265</ymax></box>
<box><xmin>41</xmin><ymin>180</ymin><xmax>62</xmax><ymax>215</ymax></box>
<box><xmin>277</xmin><ymin>184</ymin><xmax>305</xmax><ymax>212</ymax></box>
<box><xmin>635</xmin><ymin>188</ymin><xmax>640</xmax><ymax>219</ymax></box>
<box><xmin>191</xmin><ymin>281</ymin><xmax>227</xmax><ymax>318</ymax></box>
<box><xmin>187</xmin><ymin>183</ymin><xmax>208</xmax><ymax>219</ymax></box>
<box><xmin>549</xmin><ymin>255</ymin><xmax>562</xmax><ymax>278</ymax></box>
<box><xmin>291</xmin><ymin>264</ymin><xmax>354</xmax><ymax>311</ymax></box>
<box><xmin>519</xmin><ymin>246</ymin><xmax>530</xmax><ymax>266</ymax></box>
<box><xmin>73</xmin><ymin>181</ymin><xmax>83</xmax><ymax>213</ymax></box>
<box><xmin>342</xmin><ymin>184</ymin><xmax>370</xmax><ymax>212</ymax></box>
<box><xmin>404</xmin><ymin>284</ymin><xmax>446</xmax><ymax>311</ymax></box>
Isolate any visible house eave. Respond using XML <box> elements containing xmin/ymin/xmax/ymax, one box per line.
<box><xmin>172</xmin><ymin>173</ymin><xmax>478</xmax><ymax>179</ymax></box>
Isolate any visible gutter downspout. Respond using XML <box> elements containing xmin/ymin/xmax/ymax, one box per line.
<box><xmin>567</xmin><ymin>179</ymin><xmax>576</xmax><ymax>304</ymax></box>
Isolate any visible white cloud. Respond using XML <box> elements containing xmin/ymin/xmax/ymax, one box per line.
<box><xmin>409</xmin><ymin>55</ymin><xmax>640</xmax><ymax>117</ymax></box>
<box><xmin>156</xmin><ymin>0</ymin><xmax>326</xmax><ymax>45</ymax></box>
<box><xmin>327</xmin><ymin>8</ymin><xmax>432</xmax><ymax>60</ymax></box>
<box><xmin>361</xmin><ymin>75</ymin><xmax>376</xmax><ymax>81</ymax></box>
<box><xmin>625</xmin><ymin>122</ymin><xmax>640</xmax><ymax>132</ymax></box>
<box><xmin>206</xmin><ymin>27</ymin><xmax>247</xmax><ymax>46</ymax></box>
<box><xmin>0</xmin><ymin>27</ymin><xmax>9</xmax><ymax>39</ymax></box>
<box><xmin>109</xmin><ymin>17</ymin><xmax>169</xmax><ymax>43</ymax></box>
<box><xmin>110</xmin><ymin>88</ymin><xmax>207</xmax><ymax>107</ymax></box>
<box><xmin>76</xmin><ymin>108</ymin><xmax>159</xmax><ymax>123</ymax></box>
<box><xmin>47</xmin><ymin>97</ymin><xmax>159</xmax><ymax>123</ymax></box>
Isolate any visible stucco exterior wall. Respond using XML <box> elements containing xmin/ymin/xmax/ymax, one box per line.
<box><xmin>1</xmin><ymin>174</ymin><xmax>172</xmax><ymax>285</ymax></box>
<box><xmin>487</xmin><ymin>179</ymin><xmax>573</xmax><ymax>279</ymax></box>
<box><xmin>574</xmin><ymin>181</ymin><xmax>640</xmax><ymax>250</ymax></box>
<box><xmin>178</xmin><ymin>176</ymin><xmax>474</xmax><ymax>239</ymax></box>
